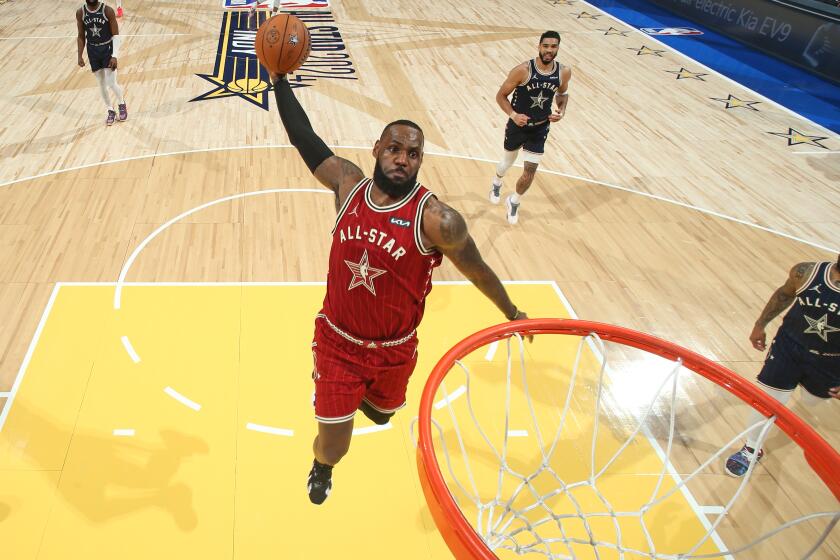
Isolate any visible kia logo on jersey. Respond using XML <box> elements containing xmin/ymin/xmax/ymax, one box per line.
<box><xmin>389</xmin><ymin>217</ymin><xmax>411</xmax><ymax>228</ymax></box>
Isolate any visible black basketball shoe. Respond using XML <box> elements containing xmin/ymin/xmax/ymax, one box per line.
<box><xmin>307</xmin><ymin>459</ymin><xmax>333</xmax><ymax>505</ymax></box>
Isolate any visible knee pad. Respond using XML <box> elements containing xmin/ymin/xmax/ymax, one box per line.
<box><xmin>495</xmin><ymin>149</ymin><xmax>518</xmax><ymax>177</ymax></box>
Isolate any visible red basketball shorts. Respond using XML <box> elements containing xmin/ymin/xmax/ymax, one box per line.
<box><xmin>311</xmin><ymin>317</ymin><xmax>419</xmax><ymax>424</ymax></box>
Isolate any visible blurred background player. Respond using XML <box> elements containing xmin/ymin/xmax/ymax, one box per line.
<box><xmin>76</xmin><ymin>0</ymin><xmax>127</xmax><ymax>126</ymax></box>
<box><xmin>725</xmin><ymin>255</ymin><xmax>840</xmax><ymax>477</ymax></box>
<box><xmin>250</xmin><ymin>0</ymin><xmax>280</xmax><ymax>24</ymax></box>
<box><xmin>490</xmin><ymin>31</ymin><xmax>571</xmax><ymax>225</ymax></box>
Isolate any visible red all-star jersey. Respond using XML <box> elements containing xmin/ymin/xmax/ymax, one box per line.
<box><xmin>320</xmin><ymin>178</ymin><xmax>443</xmax><ymax>341</ymax></box>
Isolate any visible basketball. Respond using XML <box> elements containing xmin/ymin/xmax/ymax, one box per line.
<box><xmin>255</xmin><ymin>14</ymin><xmax>311</xmax><ymax>75</ymax></box>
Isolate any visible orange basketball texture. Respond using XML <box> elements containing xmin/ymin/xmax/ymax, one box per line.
<box><xmin>255</xmin><ymin>15</ymin><xmax>311</xmax><ymax>75</ymax></box>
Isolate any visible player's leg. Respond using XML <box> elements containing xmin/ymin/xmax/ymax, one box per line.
<box><xmin>725</xmin><ymin>336</ymin><xmax>798</xmax><ymax>477</ymax></box>
<box><xmin>308</xmin><ymin>419</ymin><xmax>354</xmax><ymax>504</ymax></box>
<box><xmin>93</xmin><ymin>69</ymin><xmax>116</xmax><ymax>126</ymax></box>
<box><xmin>358</xmin><ymin>400</ymin><xmax>394</xmax><ymax>425</ymax></box>
<box><xmin>491</xmin><ymin>121</ymin><xmax>523</xmax><ymax>204</ymax></box>
<box><xmin>308</xmin><ymin>326</ymin><xmax>367</xmax><ymax>504</ymax></box>
<box><xmin>104</xmin><ymin>68</ymin><xmax>127</xmax><ymax>121</ymax></box>
<box><xmin>505</xmin><ymin>124</ymin><xmax>548</xmax><ymax>224</ymax></box>
<box><xmin>505</xmin><ymin>159</ymin><xmax>538</xmax><ymax>225</ymax></box>
<box><xmin>361</xmin><ymin>342</ymin><xmax>417</xmax><ymax>425</ymax></box>
<box><xmin>249</xmin><ymin>0</ymin><xmax>259</xmax><ymax>23</ymax></box>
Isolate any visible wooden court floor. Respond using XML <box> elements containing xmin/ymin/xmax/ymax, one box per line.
<box><xmin>0</xmin><ymin>0</ymin><xmax>837</xmax><ymax>558</ymax></box>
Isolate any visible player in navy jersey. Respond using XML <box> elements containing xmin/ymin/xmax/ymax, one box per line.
<box><xmin>490</xmin><ymin>31</ymin><xmax>572</xmax><ymax>224</ymax></box>
<box><xmin>270</xmin><ymin>72</ymin><xmax>532</xmax><ymax>504</ymax></box>
<box><xmin>725</xmin><ymin>256</ymin><xmax>840</xmax><ymax>477</ymax></box>
<box><xmin>76</xmin><ymin>1</ymin><xmax>127</xmax><ymax>125</ymax></box>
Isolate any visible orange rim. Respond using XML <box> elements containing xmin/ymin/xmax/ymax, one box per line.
<box><xmin>416</xmin><ymin>318</ymin><xmax>840</xmax><ymax>559</ymax></box>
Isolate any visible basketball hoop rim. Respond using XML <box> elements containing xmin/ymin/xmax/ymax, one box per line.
<box><xmin>416</xmin><ymin>318</ymin><xmax>840</xmax><ymax>560</ymax></box>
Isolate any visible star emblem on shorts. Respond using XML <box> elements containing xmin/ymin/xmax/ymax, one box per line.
<box><xmin>767</xmin><ymin>128</ymin><xmax>829</xmax><ymax>149</ymax></box>
<box><xmin>530</xmin><ymin>91</ymin><xmax>549</xmax><ymax>109</ymax></box>
<box><xmin>803</xmin><ymin>313</ymin><xmax>839</xmax><ymax>342</ymax></box>
<box><xmin>345</xmin><ymin>249</ymin><xmax>386</xmax><ymax>295</ymax></box>
<box><xmin>90</xmin><ymin>24</ymin><xmax>101</xmax><ymax>37</ymax></box>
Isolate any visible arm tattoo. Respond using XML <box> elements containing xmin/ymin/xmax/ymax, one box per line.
<box><xmin>756</xmin><ymin>288</ymin><xmax>795</xmax><ymax>328</ymax></box>
<box><xmin>438</xmin><ymin>207</ymin><xmax>467</xmax><ymax>246</ymax></box>
<box><xmin>339</xmin><ymin>159</ymin><xmax>363</xmax><ymax>186</ymax></box>
<box><xmin>755</xmin><ymin>262</ymin><xmax>812</xmax><ymax>327</ymax></box>
<box><xmin>791</xmin><ymin>262</ymin><xmax>813</xmax><ymax>284</ymax></box>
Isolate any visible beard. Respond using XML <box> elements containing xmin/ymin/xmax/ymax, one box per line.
<box><xmin>540</xmin><ymin>53</ymin><xmax>554</xmax><ymax>64</ymax></box>
<box><xmin>373</xmin><ymin>160</ymin><xmax>417</xmax><ymax>199</ymax></box>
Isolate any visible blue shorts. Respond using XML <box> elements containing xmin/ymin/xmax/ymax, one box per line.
<box><xmin>504</xmin><ymin>119</ymin><xmax>550</xmax><ymax>156</ymax></box>
<box><xmin>757</xmin><ymin>333</ymin><xmax>839</xmax><ymax>398</ymax></box>
<box><xmin>87</xmin><ymin>42</ymin><xmax>113</xmax><ymax>73</ymax></box>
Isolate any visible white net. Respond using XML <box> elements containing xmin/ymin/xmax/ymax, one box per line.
<box><xmin>422</xmin><ymin>330</ymin><xmax>840</xmax><ymax>560</ymax></box>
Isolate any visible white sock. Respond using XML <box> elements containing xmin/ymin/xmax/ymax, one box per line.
<box><xmin>744</xmin><ymin>385</ymin><xmax>792</xmax><ymax>450</ymax></box>
<box><xmin>494</xmin><ymin>150</ymin><xmax>517</xmax><ymax>184</ymax></box>
<box><xmin>105</xmin><ymin>70</ymin><xmax>125</xmax><ymax>105</ymax></box>
<box><xmin>510</xmin><ymin>193</ymin><xmax>520</xmax><ymax>204</ymax></box>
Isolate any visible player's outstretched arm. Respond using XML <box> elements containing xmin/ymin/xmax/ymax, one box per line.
<box><xmin>496</xmin><ymin>64</ymin><xmax>529</xmax><ymax>127</ymax></box>
<box><xmin>272</xmin><ymin>75</ymin><xmax>364</xmax><ymax>207</ymax></box>
<box><xmin>423</xmin><ymin>199</ymin><xmax>527</xmax><ymax>323</ymax></box>
<box><xmin>750</xmin><ymin>261</ymin><xmax>814</xmax><ymax>351</ymax></box>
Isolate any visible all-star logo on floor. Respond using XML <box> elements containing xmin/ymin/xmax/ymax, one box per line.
<box><xmin>191</xmin><ymin>10</ymin><xmax>272</xmax><ymax>110</ymax></box>
<box><xmin>193</xmin><ymin>2</ymin><xmax>357</xmax><ymax>109</ymax></box>
<box><xmin>283</xmin><ymin>8</ymin><xmax>358</xmax><ymax>90</ymax></box>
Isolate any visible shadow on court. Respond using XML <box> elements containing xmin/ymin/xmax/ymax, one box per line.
<box><xmin>1</xmin><ymin>399</ymin><xmax>208</xmax><ymax>531</ymax></box>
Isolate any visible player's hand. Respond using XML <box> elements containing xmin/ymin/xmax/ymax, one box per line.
<box><xmin>828</xmin><ymin>386</ymin><xmax>840</xmax><ymax>400</ymax></box>
<box><xmin>510</xmin><ymin>112</ymin><xmax>529</xmax><ymax>127</ymax></box>
<box><xmin>749</xmin><ymin>324</ymin><xmax>767</xmax><ymax>351</ymax></box>
<box><xmin>109</xmin><ymin>57</ymin><xmax>118</xmax><ymax>69</ymax></box>
<box><xmin>549</xmin><ymin>110</ymin><xmax>564</xmax><ymax>122</ymax></box>
<box><xmin>511</xmin><ymin>310</ymin><xmax>534</xmax><ymax>343</ymax></box>
<box><xmin>78</xmin><ymin>56</ymin><xmax>85</xmax><ymax>67</ymax></box>
<box><xmin>268</xmin><ymin>72</ymin><xmax>286</xmax><ymax>84</ymax></box>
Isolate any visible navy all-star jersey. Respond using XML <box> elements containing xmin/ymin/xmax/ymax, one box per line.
<box><xmin>779</xmin><ymin>261</ymin><xmax>840</xmax><ymax>356</ymax></box>
<box><xmin>82</xmin><ymin>3</ymin><xmax>113</xmax><ymax>46</ymax></box>
<box><xmin>510</xmin><ymin>59</ymin><xmax>562</xmax><ymax>124</ymax></box>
